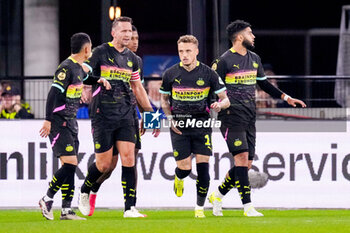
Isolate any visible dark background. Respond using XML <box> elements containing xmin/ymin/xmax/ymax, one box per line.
<box><xmin>59</xmin><ymin>0</ymin><xmax>349</xmax><ymax>75</ymax></box>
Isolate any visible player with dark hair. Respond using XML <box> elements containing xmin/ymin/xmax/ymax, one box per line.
<box><xmin>78</xmin><ymin>17</ymin><xmax>158</xmax><ymax>218</ymax></box>
<box><xmin>87</xmin><ymin>24</ymin><xmax>145</xmax><ymax>216</ymax></box>
<box><xmin>38</xmin><ymin>32</ymin><xmax>110</xmax><ymax>220</ymax></box>
<box><xmin>160</xmin><ymin>35</ymin><xmax>230</xmax><ymax>218</ymax></box>
<box><xmin>208</xmin><ymin>20</ymin><xmax>306</xmax><ymax>217</ymax></box>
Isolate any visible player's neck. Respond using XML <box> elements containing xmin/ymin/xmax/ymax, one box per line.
<box><xmin>111</xmin><ymin>40</ymin><xmax>126</xmax><ymax>53</ymax></box>
<box><xmin>232</xmin><ymin>44</ymin><xmax>247</xmax><ymax>56</ymax></box>
<box><xmin>70</xmin><ymin>54</ymin><xmax>85</xmax><ymax>65</ymax></box>
<box><xmin>182</xmin><ymin>60</ymin><xmax>197</xmax><ymax>72</ymax></box>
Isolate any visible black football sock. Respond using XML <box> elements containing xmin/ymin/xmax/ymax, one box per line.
<box><xmin>196</xmin><ymin>163</ymin><xmax>210</xmax><ymax>206</ymax></box>
<box><xmin>81</xmin><ymin>162</ymin><xmax>103</xmax><ymax>194</ymax></box>
<box><xmin>122</xmin><ymin>166</ymin><xmax>136</xmax><ymax>211</ymax></box>
<box><xmin>61</xmin><ymin>164</ymin><xmax>76</xmax><ymax>208</ymax></box>
<box><xmin>235</xmin><ymin>166</ymin><xmax>251</xmax><ymax>204</ymax></box>
<box><xmin>218</xmin><ymin>166</ymin><xmax>236</xmax><ymax>196</ymax></box>
<box><xmin>175</xmin><ymin>167</ymin><xmax>191</xmax><ymax>179</ymax></box>
<box><xmin>47</xmin><ymin>163</ymin><xmax>75</xmax><ymax>198</ymax></box>
<box><xmin>91</xmin><ymin>170</ymin><xmax>113</xmax><ymax>193</ymax></box>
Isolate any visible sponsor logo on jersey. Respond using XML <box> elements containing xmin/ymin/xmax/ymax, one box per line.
<box><xmin>225</xmin><ymin>71</ymin><xmax>257</xmax><ymax>85</ymax></box>
<box><xmin>172</xmin><ymin>87</ymin><xmax>210</xmax><ymax>101</ymax></box>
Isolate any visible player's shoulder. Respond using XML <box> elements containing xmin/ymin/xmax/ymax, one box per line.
<box><xmin>247</xmin><ymin>50</ymin><xmax>261</xmax><ymax>60</ymax></box>
<box><xmin>95</xmin><ymin>43</ymin><xmax>114</xmax><ymax>55</ymax></box>
<box><xmin>164</xmin><ymin>63</ymin><xmax>180</xmax><ymax>75</ymax></box>
<box><xmin>56</xmin><ymin>58</ymin><xmax>72</xmax><ymax>72</ymax></box>
<box><xmin>135</xmin><ymin>54</ymin><xmax>142</xmax><ymax>63</ymax></box>
<box><xmin>199</xmin><ymin>62</ymin><xmax>216</xmax><ymax>74</ymax></box>
<box><xmin>214</xmin><ymin>49</ymin><xmax>232</xmax><ymax>65</ymax></box>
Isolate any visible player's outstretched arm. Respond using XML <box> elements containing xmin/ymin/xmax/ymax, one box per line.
<box><xmin>282</xmin><ymin>93</ymin><xmax>307</xmax><ymax>108</ymax></box>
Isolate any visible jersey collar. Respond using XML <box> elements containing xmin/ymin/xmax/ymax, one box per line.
<box><xmin>68</xmin><ymin>56</ymin><xmax>78</xmax><ymax>63</ymax></box>
<box><xmin>230</xmin><ymin>47</ymin><xmax>236</xmax><ymax>53</ymax></box>
<box><xmin>179</xmin><ymin>61</ymin><xmax>200</xmax><ymax>67</ymax></box>
<box><xmin>108</xmin><ymin>42</ymin><xmax>128</xmax><ymax>54</ymax></box>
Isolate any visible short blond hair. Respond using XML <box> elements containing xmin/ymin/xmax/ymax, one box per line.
<box><xmin>177</xmin><ymin>35</ymin><xmax>198</xmax><ymax>46</ymax></box>
<box><xmin>112</xmin><ymin>16</ymin><xmax>132</xmax><ymax>29</ymax></box>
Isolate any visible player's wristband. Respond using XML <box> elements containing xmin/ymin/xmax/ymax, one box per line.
<box><xmin>283</xmin><ymin>94</ymin><xmax>291</xmax><ymax>101</ymax></box>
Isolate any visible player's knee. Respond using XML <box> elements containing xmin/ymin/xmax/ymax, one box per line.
<box><xmin>120</xmin><ymin>154</ymin><xmax>135</xmax><ymax>167</ymax></box>
<box><xmin>234</xmin><ymin>152</ymin><xmax>249</xmax><ymax>166</ymax></box>
<box><xmin>96</xmin><ymin>161</ymin><xmax>111</xmax><ymax>173</ymax></box>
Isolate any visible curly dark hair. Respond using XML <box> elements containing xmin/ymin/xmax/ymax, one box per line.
<box><xmin>226</xmin><ymin>20</ymin><xmax>251</xmax><ymax>42</ymax></box>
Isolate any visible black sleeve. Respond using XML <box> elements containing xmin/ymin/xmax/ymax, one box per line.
<box><xmin>257</xmin><ymin>79</ymin><xmax>283</xmax><ymax>99</ymax></box>
<box><xmin>159</xmin><ymin>70</ymin><xmax>172</xmax><ymax>94</ymax></box>
<box><xmin>211</xmin><ymin>58</ymin><xmax>227</xmax><ymax>81</ymax></box>
<box><xmin>52</xmin><ymin>65</ymin><xmax>71</xmax><ymax>91</ymax></box>
<box><xmin>45</xmin><ymin>87</ymin><xmax>61</xmax><ymax>121</ymax></box>
<box><xmin>209</xmin><ymin>70</ymin><xmax>226</xmax><ymax>95</ymax></box>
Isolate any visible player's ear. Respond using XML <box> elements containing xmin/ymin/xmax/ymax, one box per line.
<box><xmin>237</xmin><ymin>33</ymin><xmax>244</xmax><ymax>42</ymax></box>
<box><xmin>111</xmin><ymin>28</ymin><xmax>116</xmax><ymax>38</ymax></box>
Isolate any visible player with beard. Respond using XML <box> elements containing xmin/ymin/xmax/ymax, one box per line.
<box><xmin>208</xmin><ymin>20</ymin><xmax>306</xmax><ymax>217</ymax></box>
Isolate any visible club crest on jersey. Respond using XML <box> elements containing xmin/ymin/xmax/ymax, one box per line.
<box><xmin>196</xmin><ymin>79</ymin><xmax>205</xmax><ymax>86</ymax></box>
<box><xmin>127</xmin><ymin>61</ymin><xmax>133</xmax><ymax>67</ymax></box>
<box><xmin>253</xmin><ymin>62</ymin><xmax>259</xmax><ymax>68</ymax></box>
<box><xmin>211</xmin><ymin>63</ymin><xmax>217</xmax><ymax>71</ymax></box>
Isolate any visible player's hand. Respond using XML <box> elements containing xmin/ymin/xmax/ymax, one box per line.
<box><xmin>98</xmin><ymin>78</ymin><xmax>111</xmax><ymax>90</ymax></box>
<box><xmin>152</xmin><ymin>128</ymin><xmax>160</xmax><ymax>137</ymax></box>
<box><xmin>140</xmin><ymin>118</ymin><xmax>146</xmax><ymax>136</ymax></box>
<box><xmin>210</xmin><ymin>102</ymin><xmax>222</xmax><ymax>112</ymax></box>
<box><xmin>170</xmin><ymin>120</ymin><xmax>182</xmax><ymax>135</ymax></box>
<box><xmin>287</xmin><ymin>97</ymin><xmax>307</xmax><ymax>108</ymax></box>
<box><xmin>81</xmin><ymin>85</ymin><xmax>92</xmax><ymax>103</ymax></box>
<box><xmin>39</xmin><ymin>120</ymin><xmax>51</xmax><ymax>138</ymax></box>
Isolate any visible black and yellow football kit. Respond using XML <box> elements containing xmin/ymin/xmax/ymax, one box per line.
<box><xmin>46</xmin><ymin>56</ymin><xmax>98</xmax><ymax>158</ymax></box>
<box><xmin>212</xmin><ymin>48</ymin><xmax>283</xmax><ymax>160</ymax></box>
<box><xmin>160</xmin><ymin>61</ymin><xmax>226</xmax><ymax>161</ymax></box>
<box><xmin>44</xmin><ymin>56</ymin><xmax>99</xmax><ymax>211</ymax></box>
<box><xmin>84</xmin><ymin>42</ymin><xmax>141</xmax><ymax>154</ymax></box>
